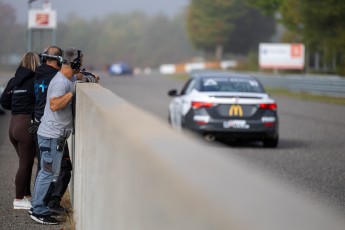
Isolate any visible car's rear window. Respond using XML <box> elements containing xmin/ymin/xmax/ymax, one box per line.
<box><xmin>199</xmin><ymin>77</ymin><xmax>265</xmax><ymax>93</ymax></box>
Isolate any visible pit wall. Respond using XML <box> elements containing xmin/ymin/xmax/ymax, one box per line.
<box><xmin>71</xmin><ymin>83</ymin><xmax>345</xmax><ymax>230</ymax></box>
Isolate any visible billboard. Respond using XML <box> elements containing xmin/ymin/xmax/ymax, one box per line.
<box><xmin>259</xmin><ymin>43</ymin><xmax>305</xmax><ymax>70</ymax></box>
<box><xmin>28</xmin><ymin>9</ymin><xmax>57</xmax><ymax>29</ymax></box>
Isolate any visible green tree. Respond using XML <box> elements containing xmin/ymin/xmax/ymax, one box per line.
<box><xmin>187</xmin><ymin>0</ymin><xmax>244</xmax><ymax>60</ymax></box>
<box><xmin>225</xmin><ymin>6</ymin><xmax>276</xmax><ymax>55</ymax></box>
<box><xmin>246</xmin><ymin>0</ymin><xmax>283</xmax><ymax>15</ymax></box>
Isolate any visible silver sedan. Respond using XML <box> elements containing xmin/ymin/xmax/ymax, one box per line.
<box><xmin>168</xmin><ymin>71</ymin><xmax>279</xmax><ymax>147</ymax></box>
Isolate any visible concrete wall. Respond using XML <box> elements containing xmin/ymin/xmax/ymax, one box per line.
<box><xmin>72</xmin><ymin>83</ymin><xmax>345</xmax><ymax>230</ymax></box>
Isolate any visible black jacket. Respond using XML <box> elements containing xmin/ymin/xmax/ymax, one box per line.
<box><xmin>11</xmin><ymin>66</ymin><xmax>35</xmax><ymax>115</ymax></box>
<box><xmin>34</xmin><ymin>64</ymin><xmax>59</xmax><ymax>121</ymax></box>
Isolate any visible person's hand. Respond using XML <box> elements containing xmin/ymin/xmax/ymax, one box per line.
<box><xmin>70</xmin><ymin>80</ymin><xmax>83</xmax><ymax>95</ymax></box>
<box><xmin>93</xmin><ymin>73</ymin><xmax>100</xmax><ymax>83</ymax></box>
<box><xmin>28</xmin><ymin>120</ymin><xmax>40</xmax><ymax>134</ymax></box>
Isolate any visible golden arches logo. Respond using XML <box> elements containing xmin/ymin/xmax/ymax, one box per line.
<box><xmin>229</xmin><ymin>105</ymin><xmax>243</xmax><ymax>117</ymax></box>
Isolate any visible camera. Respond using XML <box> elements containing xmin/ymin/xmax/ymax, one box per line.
<box><xmin>56</xmin><ymin>130</ymin><xmax>71</xmax><ymax>151</ymax></box>
<box><xmin>57</xmin><ymin>136</ymin><xmax>66</xmax><ymax>151</ymax></box>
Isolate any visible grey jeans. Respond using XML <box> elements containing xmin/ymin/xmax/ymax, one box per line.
<box><xmin>32</xmin><ymin>135</ymin><xmax>63</xmax><ymax>215</ymax></box>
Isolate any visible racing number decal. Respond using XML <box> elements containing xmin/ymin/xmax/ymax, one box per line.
<box><xmin>229</xmin><ymin>105</ymin><xmax>243</xmax><ymax>117</ymax></box>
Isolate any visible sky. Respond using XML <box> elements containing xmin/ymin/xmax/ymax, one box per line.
<box><xmin>2</xmin><ymin>0</ymin><xmax>189</xmax><ymax>23</ymax></box>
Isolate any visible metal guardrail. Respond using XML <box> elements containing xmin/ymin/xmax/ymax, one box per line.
<box><xmin>253</xmin><ymin>74</ymin><xmax>345</xmax><ymax>98</ymax></box>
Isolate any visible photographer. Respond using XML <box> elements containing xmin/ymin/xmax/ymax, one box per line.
<box><xmin>30</xmin><ymin>47</ymin><xmax>98</xmax><ymax>225</ymax></box>
<box><xmin>30</xmin><ymin>46</ymin><xmax>72</xmax><ymax>215</ymax></box>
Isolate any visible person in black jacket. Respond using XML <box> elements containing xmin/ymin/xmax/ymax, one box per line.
<box><xmin>31</xmin><ymin>46</ymin><xmax>72</xmax><ymax>214</ymax></box>
<box><xmin>9</xmin><ymin>52</ymin><xmax>41</xmax><ymax>210</ymax></box>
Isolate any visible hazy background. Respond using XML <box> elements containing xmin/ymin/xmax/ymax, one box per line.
<box><xmin>1</xmin><ymin>0</ymin><xmax>343</xmax><ymax>75</ymax></box>
<box><xmin>0</xmin><ymin>0</ymin><xmax>198</xmax><ymax>70</ymax></box>
<box><xmin>2</xmin><ymin>0</ymin><xmax>189</xmax><ymax>22</ymax></box>
<box><xmin>0</xmin><ymin>0</ymin><xmax>281</xmax><ymax>72</ymax></box>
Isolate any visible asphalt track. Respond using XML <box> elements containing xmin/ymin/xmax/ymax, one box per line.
<box><xmin>100</xmin><ymin>72</ymin><xmax>345</xmax><ymax>215</ymax></box>
<box><xmin>1</xmin><ymin>71</ymin><xmax>345</xmax><ymax>229</ymax></box>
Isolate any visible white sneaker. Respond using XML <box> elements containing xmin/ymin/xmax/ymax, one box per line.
<box><xmin>13</xmin><ymin>199</ymin><xmax>32</xmax><ymax>210</ymax></box>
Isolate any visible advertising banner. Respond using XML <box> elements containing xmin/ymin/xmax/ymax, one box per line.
<box><xmin>28</xmin><ymin>9</ymin><xmax>57</xmax><ymax>29</ymax></box>
<box><xmin>259</xmin><ymin>43</ymin><xmax>305</xmax><ymax>70</ymax></box>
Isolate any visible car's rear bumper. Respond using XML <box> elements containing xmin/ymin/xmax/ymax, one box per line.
<box><xmin>185</xmin><ymin>119</ymin><xmax>279</xmax><ymax>140</ymax></box>
<box><xmin>202</xmin><ymin>130</ymin><xmax>277</xmax><ymax>140</ymax></box>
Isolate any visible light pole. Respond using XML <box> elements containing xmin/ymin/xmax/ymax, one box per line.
<box><xmin>27</xmin><ymin>0</ymin><xmax>38</xmax><ymax>51</ymax></box>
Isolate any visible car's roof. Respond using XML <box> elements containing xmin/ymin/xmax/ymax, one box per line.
<box><xmin>191</xmin><ymin>71</ymin><xmax>257</xmax><ymax>80</ymax></box>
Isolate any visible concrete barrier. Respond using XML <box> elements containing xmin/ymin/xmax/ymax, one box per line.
<box><xmin>71</xmin><ymin>83</ymin><xmax>345</xmax><ymax>230</ymax></box>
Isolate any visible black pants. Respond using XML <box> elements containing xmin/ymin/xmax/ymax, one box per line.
<box><xmin>10</xmin><ymin>114</ymin><xmax>36</xmax><ymax>199</ymax></box>
<box><xmin>34</xmin><ymin>134</ymin><xmax>72</xmax><ymax>207</ymax></box>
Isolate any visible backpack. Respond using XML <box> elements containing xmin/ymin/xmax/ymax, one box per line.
<box><xmin>0</xmin><ymin>77</ymin><xmax>16</xmax><ymax>110</ymax></box>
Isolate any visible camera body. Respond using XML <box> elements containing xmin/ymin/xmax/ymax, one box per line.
<box><xmin>56</xmin><ymin>130</ymin><xmax>71</xmax><ymax>151</ymax></box>
<box><xmin>56</xmin><ymin>136</ymin><xmax>66</xmax><ymax>151</ymax></box>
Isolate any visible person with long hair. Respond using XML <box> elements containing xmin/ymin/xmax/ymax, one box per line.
<box><xmin>9</xmin><ymin>52</ymin><xmax>41</xmax><ymax>209</ymax></box>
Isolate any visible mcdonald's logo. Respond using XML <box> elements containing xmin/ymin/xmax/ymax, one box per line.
<box><xmin>229</xmin><ymin>105</ymin><xmax>243</xmax><ymax>117</ymax></box>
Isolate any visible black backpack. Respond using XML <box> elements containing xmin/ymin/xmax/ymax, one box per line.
<box><xmin>0</xmin><ymin>77</ymin><xmax>16</xmax><ymax>110</ymax></box>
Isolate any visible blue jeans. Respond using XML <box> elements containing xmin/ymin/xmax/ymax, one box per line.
<box><xmin>32</xmin><ymin>135</ymin><xmax>63</xmax><ymax>215</ymax></box>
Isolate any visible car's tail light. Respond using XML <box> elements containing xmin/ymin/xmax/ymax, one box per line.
<box><xmin>192</xmin><ymin>101</ymin><xmax>214</xmax><ymax>109</ymax></box>
<box><xmin>259</xmin><ymin>103</ymin><xmax>277</xmax><ymax>110</ymax></box>
<box><xmin>263</xmin><ymin>122</ymin><xmax>275</xmax><ymax>127</ymax></box>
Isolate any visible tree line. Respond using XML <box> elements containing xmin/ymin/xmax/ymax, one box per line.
<box><xmin>0</xmin><ymin>1</ymin><xmax>275</xmax><ymax>71</ymax></box>
<box><xmin>187</xmin><ymin>0</ymin><xmax>276</xmax><ymax>61</ymax></box>
<box><xmin>1</xmin><ymin>1</ymin><xmax>343</xmax><ymax>75</ymax></box>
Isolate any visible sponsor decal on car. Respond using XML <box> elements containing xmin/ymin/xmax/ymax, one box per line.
<box><xmin>261</xmin><ymin>116</ymin><xmax>276</xmax><ymax>127</ymax></box>
<box><xmin>229</xmin><ymin>105</ymin><xmax>243</xmax><ymax>117</ymax></box>
<box><xmin>223</xmin><ymin>120</ymin><xmax>250</xmax><ymax>129</ymax></box>
<box><xmin>193</xmin><ymin>115</ymin><xmax>210</xmax><ymax>125</ymax></box>
<box><xmin>261</xmin><ymin>117</ymin><xmax>276</xmax><ymax>122</ymax></box>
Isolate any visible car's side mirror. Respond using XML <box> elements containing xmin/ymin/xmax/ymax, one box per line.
<box><xmin>168</xmin><ymin>89</ymin><xmax>178</xmax><ymax>97</ymax></box>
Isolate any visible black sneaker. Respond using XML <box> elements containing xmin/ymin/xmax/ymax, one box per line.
<box><xmin>30</xmin><ymin>212</ymin><xmax>59</xmax><ymax>225</ymax></box>
<box><xmin>28</xmin><ymin>207</ymin><xmax>33</xmax><ymax>215</ymax></box>
<box><xmin>49</xmin><ymin>205</ymin><xmax>68</xmax><ymax>215</ymax></box>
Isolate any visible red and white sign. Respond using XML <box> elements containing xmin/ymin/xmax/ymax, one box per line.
<box><xmin>28</xmin><ymin>9</ymin><xmax>57</xmax><ymax>29</ymax></box>
<box><xmin>259</xmin><ymin>43</ymin><xmax>305</xmax><ymax>70</ymax></box>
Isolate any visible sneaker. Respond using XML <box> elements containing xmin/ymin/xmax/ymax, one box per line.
<box><xmin>50</xmin><ymin>205</ymin><xmax>68</xmax><ymax>215</ymax></box>
<box><xmin>30</xmin><ymin>212</ymin><xmax>59</xmax><ymax>225</ymax></box>
<box><xmin>28</xmin><ymin>208</ymin><xmax>33</xmax><ymax>215</ymax></box>
<box><xmin>13</xmin><ymin>199</ymin><xmax>32</xmax><ymax>210</ymax></box>
<box><xmin>24</xmin><ymin>196</ymin><xmax>32</xmax><ymax>202</ymax></box>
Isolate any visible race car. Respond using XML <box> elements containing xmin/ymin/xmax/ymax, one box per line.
<box><xmin>168</xmin><ymin>71</ymin><xmax>279</xmax><ymax>147</ymax></box>
<box><xmin>108</xmin><ymin>62</ymin><xmax>133</xmax><ymax>76</ymax></box>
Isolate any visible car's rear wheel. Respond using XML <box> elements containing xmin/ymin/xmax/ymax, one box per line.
<box><xmin>263</xmin><ymin>135</ymin><xmax>279</xmax><ymax>148</ymax></box>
